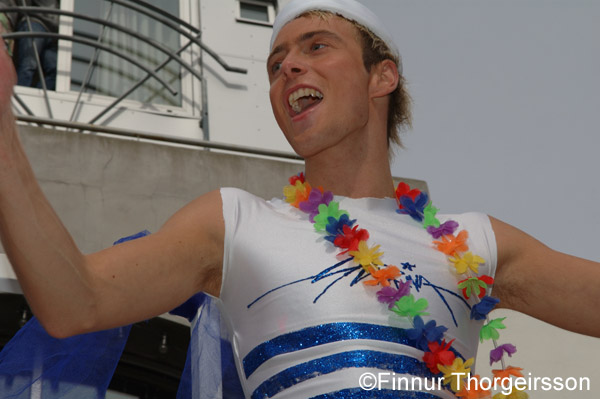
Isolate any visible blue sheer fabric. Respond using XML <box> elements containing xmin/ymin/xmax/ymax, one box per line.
<box><xmin>171</xmin><ymin>293</ymin><xmax>244</xmax><ymax>399</ymax></box>
<box><xmin>0</xmin><ymin>318</ymin><xmax>131</xmax><ymax>398</ymax></box>
<box><xmin>0</xmin><ymin>231</ymin><xmax>243</xmax><ymax>398</ymax></box>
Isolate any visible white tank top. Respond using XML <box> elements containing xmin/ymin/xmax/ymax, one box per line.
<box><xmin>219</xmin><ymin>188</ymin><xmax>498</xmax><ymax>399</ymax></box>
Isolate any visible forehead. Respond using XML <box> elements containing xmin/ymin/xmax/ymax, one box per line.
<box><xmin>270</xmin><ymin>14</ymin><xmax>361</xmax><ymax>52</ymax></box>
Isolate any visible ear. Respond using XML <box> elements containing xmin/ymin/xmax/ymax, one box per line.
<box><xmin>368</xmin><ymin>59</ymin><xmax>399</xmax><ymax>99</ymax></box>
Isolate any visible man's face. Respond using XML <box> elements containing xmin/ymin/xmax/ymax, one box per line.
<box><xmin>268</xmin><ymin>15</ymin><xmax>373</xmax><ymax>158</ymax></box>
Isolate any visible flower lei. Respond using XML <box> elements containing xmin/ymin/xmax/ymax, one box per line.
<box><xmin>284</xmin><ymin>173</ymin><xmax>528</xmax><ymax>399</ymax></box>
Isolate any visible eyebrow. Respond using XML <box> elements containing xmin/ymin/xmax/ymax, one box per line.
<box><xmin>267</xmin><ymin>30</ymin><xmax>344</xmax><ymax>66</ymax></box>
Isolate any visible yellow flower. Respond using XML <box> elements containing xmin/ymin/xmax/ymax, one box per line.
<box><xmin>449</xmin><ymin>252</ymin><xmax>485</xmax><ymax>275</ymax></box>
<box><xmin>437</xmin><ymin>357</ymin><xmax>474</xmax><ymax>392</ymax></box>
<box><xmin>283</xmin><ymin>181</ymin><xmax>311</xmax><ymax>208</ymax></box>
<box><xmin>349</xmin><ymin>241</ymin><xmax>383</xmax><ymax>271</ymax></box>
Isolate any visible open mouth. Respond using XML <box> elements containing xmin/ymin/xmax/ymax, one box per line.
<box><xmin>288</xmin><ymin>87</ymin><xmax>323</xmax><ymax>116</ymax></box>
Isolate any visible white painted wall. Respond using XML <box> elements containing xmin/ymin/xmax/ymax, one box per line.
<box><xmin>200</xmin><ymin>0</ymin><xmax>291</xmax><ymax>151</ymax></box>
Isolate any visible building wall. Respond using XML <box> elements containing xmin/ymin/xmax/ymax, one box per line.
<box><xmin>200</xmin><ymin>0</ymin><xmax>292</xmax><ymax>151</ymax></box>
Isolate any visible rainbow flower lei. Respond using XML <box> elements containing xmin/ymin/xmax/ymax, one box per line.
<box><xmin>284</xmin><ymin>173</ymin><xmax>528</xmax><ymax>399</ymax></box>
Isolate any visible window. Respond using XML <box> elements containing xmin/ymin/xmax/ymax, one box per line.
<box><xmin>71</xmin><ymin>0</ymin><xmax>182</xmax><ymax>106</ymax></box>
<box><xmin>237</xmin><ymin>0</ymin><xmax>275</xmax><ymax>26</ymax></box>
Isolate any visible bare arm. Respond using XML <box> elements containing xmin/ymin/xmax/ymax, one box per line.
<box><xmin>490</xmin><ymin>216</ymin><xmax>600</xmax><ymax>337</ymax></box>
<box><xmin>0</xmin><ymin>41</ymin><xmax>224</xmax><ymax>338</ymax></box>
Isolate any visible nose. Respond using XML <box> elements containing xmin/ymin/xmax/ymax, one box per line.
<box><xmin>280</xmin><ymin>53</ymin><xmax>307</xmax><ymax>79</ymax></box>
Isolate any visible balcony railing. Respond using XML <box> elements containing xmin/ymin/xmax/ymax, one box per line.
<box><xmin>0</xmin><ymin>1</ymin><xmax>289</xmax><ymax>149</ymax></box>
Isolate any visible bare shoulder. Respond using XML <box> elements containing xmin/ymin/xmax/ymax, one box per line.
<box><xmin>488</xmin><ymin>216</ymin><xmax>554</xmax><ymax>306</ymax></box>
<box><xmin>83</xmin><ymin>189</ymin><xmax>225</xmax><ymax>331</ymax></box>
<box><xmin>488</xmin><ymin>216</ymin><xmax>546</xmax><ymax>269</ymax></box>
<box><xmin>489</xmin><ymin>216</ymin><xmax>600</xmax><ymax>337</ymax></box>
<box><xmin>161</xmin><ymin>189</ymin><xmax>225</xmax><ymax>243</ymax></box>
<box><xmin>148</xmin><ymin>188</ymin><xmax>225</xmax><ymax>297</ymax></box>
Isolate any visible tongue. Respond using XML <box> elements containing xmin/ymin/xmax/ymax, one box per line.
<box><xmin>297</xmin><ymin>96</ymin><xmax>321</xmax><ymax>113</ymax></box>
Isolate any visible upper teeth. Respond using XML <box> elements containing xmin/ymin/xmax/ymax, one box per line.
<box><xmin>288</xmin><ymin>88</ymin><xmax>323</xmax><ymax>113</ymax></box>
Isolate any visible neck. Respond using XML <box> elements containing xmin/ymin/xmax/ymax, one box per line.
<box><xmin>297</xmin><ymin>96</ymin><xmax>397</xmax><ymax>198</ymax></box>
<box><xmin>304</xmin><ymin>138</ymin><xmax>396</xmax><ymax>199</ymax></box>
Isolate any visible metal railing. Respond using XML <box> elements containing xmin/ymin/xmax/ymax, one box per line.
<box><xmin>15</xmin><ymin>114</ymin><xmax>303</xmax><ymax>160</ymax></box>
<box><xmin>0</xmin><ymin>0</ymin><xmax>251</xmax><ymax>144</ymax></box>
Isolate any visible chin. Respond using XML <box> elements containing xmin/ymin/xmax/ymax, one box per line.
<box><xmin>284</xmin><ymin>130</ymin><xmax>326</xmax><ymax>158</ymax></box>
<box><xmin>291</xmin><ymin>140</ymin><xmax>335</xmax><ymax>161</ymax></box>
<box><xmin>287</xmin><ymin>143</ymin><xmax>312</xmax><ymax>159</ymax></box>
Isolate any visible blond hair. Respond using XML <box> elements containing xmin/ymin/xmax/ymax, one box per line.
<box><xmin>299</xmin><ymin>10</ymin><xmax>412</xmax><ymax>148</ymax></box>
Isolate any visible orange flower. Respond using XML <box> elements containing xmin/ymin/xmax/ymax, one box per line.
<box><xmin>492</xmin><ymin>366</ymin><xmax>524</xmax><ymax>383</ymax></box>
<box><xmin>455</xmin><ymin>375</ymin><xmax>492</xmax><ymax>398</ymax></box>
<box><xmin>433</xmin><ymin>230</ymin><xmax>469</xmax><ymax>256</ymax></box>
<box><xmin>363</xmin><ymin>265</ymin><xmax>400</xmax><ymax>287</ymax></box>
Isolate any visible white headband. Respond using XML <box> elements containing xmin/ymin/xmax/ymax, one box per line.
<box><xmin>270</xmin><ymin>0</ymin><xmax>400</xmax><ymax>62</ymax></box>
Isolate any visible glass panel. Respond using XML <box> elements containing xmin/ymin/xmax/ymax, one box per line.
<box><xmin>71</xmin><ymin>0</ymin><xmax>181</xmax><ymax>106</ymax></box>
<box><xmin>240</xmin><ymin>2</ymin><xmax>269</xmax><ymax>22</ymax></box>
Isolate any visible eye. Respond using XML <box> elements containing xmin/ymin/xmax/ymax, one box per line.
<box><xmin>311</xmin><ymin>43</ymin><xmax>327</xmax><ymax>51</ymax></box>
<box><xmin>270</xmin><ymin>62</ymin><xmax>282</xmax><ymax>74</ymax></box>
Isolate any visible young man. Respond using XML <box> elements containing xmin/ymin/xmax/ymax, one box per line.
<box><xmin>0</xmin><ymin>0</ymin><xmax>598</xmax><ymax>397</ymax></box>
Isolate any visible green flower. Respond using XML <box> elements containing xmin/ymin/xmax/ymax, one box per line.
<box><xmin>422</xmin><ymin>203</ymin><xmax>440</xmax><ymax>228</ymax></box>
<box><xmin>313</xmin><ymin>201</ymin><xmax>348</xmax><ymax>231</ymax></box>
<box><xmin>479</xmin><ymin>317</ymin><xmax>507</xmax><ymax>342</ymax></box>
<box><xmin>391</xmin><ymin>294</ymin><xmax>430</xmax><ymax>319</ymax></box>
<box><xmin>458</xmin><ymin>277</ymin><xmax>489</xmax><ymax>299</ymax></box>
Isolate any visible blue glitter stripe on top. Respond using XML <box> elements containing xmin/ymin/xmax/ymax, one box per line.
<box><xmin>243</xmin><ymin>322</ymin><xmax>464</xmax><ymax>378</ymax></box>
<box><xmin>310</xmin><ymin>388</ymin><xmax>443</xmax><ymax>399</ymax></box>
<box><xmin>250</xmin><ymin>350</ymin><xmax>436</xmax><ymax>399</ymax></box>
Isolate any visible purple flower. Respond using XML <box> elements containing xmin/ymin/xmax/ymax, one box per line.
<box><xmin>406</xmin><ymin>316</ymin><xmax>448</xmax><ymax>351</ymax></box>
<box><xmin>299</xmin><ymin>190</ymin><xmax>333</xmax><ymax>222</ymax></box>
<box><xmin>427</xmin><ymin>220</ymin><xmax>459</xmax><ymax>239</ymax></box>
<box><xmin>489</xmin><ymin>343</ymin><xmax>517</xmax><ymax>365</ymax></box>
<box><xmin>470</xmin><ymin>296</ymin><xmax>500</xmax><ymax>320</ymax></box>
<box><xmin>396</xmin><ymin>192</ymin><xmax>429</xmax><ymax>222</ymax></box>
<box><xmin>376</xmin><ymin>281</ymin><xmax>411</xmax><ymax>309</ymax></box>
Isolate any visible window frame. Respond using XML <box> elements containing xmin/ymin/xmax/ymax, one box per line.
<box><xmin>236</xmin><ymin>0</ymin><xmax>276</xmax><ymax>27</ymax></box>
<box><xmin>53</xmin><ymin>0</ymin><xmax>198</xmax><ymax>118</ymax></box>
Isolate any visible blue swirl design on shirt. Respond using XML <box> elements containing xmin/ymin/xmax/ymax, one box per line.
<box><xmin>247</xmin><ymin>259</ymin><xmax>470</xmax><ymax>327</ymax></box>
